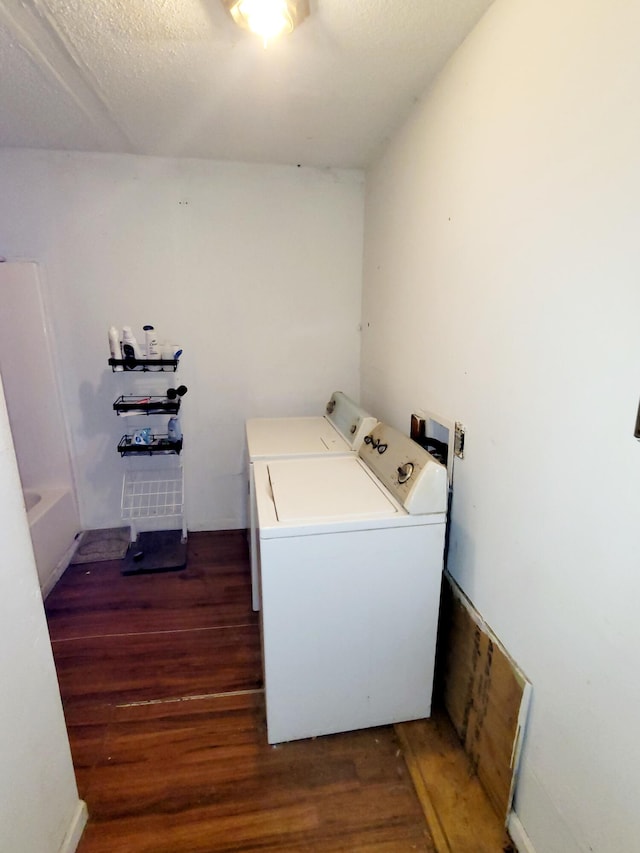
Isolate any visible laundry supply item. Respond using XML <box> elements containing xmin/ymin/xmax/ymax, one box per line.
<box><xmin>167</xmin><ymin>417</ymin><xmax>182</xmax><ymax>442</ymax></box>
<box><xmin>133</xmin><ymin>428</ymin><xmax>152</xmax><ymax>445</ymax></box>
<box><xmin>143</xmin><ymin>324</ymin><xmax>161</xmax><ymax>370</ymax></box>
<box><xmin>108</xmin><ymin>326</ymin><xmax>123</xmax><ymax>370</ymax></box>
<box><xmin>121</xmin><ymin>326</ymin><xmax>143</xmax><ymax>362</ymax></box>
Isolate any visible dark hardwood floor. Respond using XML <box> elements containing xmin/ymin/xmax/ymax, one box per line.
<box><xmin>45</xmin><ymin>531</ymin><xmax>435</xmax><ymax>852</ymax></box>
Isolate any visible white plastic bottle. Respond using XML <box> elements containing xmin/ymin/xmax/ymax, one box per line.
<box><xmin>121</xmin><ymin>326</ymin><xmax>143</xmax><ymax>362</ymax></box>
<box><xmin>143</xmin><ymin>324</ymin><xmax>161</xmax><ymax>370</ymax></box>
<box><xmin>108</xmin><ymin>326</ymin><xmax>123</xmax><ymax>371</ymax></box>
<box><xmin>167</xmin><ymin>416</ymin><xmax>182</xmax><ymax>443</ymax></box>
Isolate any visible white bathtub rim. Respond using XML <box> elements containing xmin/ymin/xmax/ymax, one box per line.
<box><xmin>23</xmin><ymin>488</ymin><xmax>41</xmax><ymax>513</ymax></box>
<box><xmin>24</xmin><ymin>485</ymin><xmax>71</xmax><ymax>526</ymax></box>
<box><xmin>23</xmin><ymin>484</ymin><xmax>80</xmax><ymax>597</ymax></box>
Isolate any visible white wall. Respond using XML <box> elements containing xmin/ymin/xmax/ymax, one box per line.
<box><xmin>361</xmin><ymin>1</ymin><xmax>640</xmax><ymax>851</ymax></box>
<box><xmin>0</xmin><ymin>262</ymin><xmax>77</xmax><ymax>493</ymax></box>
<box><xmin>0</xmin><ymin>374</ymin><xmax>85</xmax><ymax>852</ymax></box>
<box><xmin>0</xmin><ymin>150</ymin><xmax>364</xmax><ymax>531</ymax></box>
<box><xmin>0</xmin><ymin>262</ymin><xmax>80</xmax><ymax>590</ymax></box>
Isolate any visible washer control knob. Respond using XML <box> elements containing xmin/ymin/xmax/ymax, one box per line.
<box><xmin>350</xmin><ymin>424</ymin><xmax>357</xmax><ymax>434</ymax></box>
<box><xmin>326</xmin><ymin>399</ymin><xmax>336</xmax><ymax>414</ymax></box>
<box><xmin>397</xmin><ymin>462</ymin><xmax>414</xmax><ymax>484</ymax></box>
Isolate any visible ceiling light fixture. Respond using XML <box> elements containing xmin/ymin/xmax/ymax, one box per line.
<box><xmin>222</xmin><ymin>0</ymin><xmax>309</xmax><ymax>47</ymax></box>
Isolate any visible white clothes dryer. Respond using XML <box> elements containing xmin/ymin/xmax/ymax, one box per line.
<box><xmin>252</xmin><ymin>422</ymin><xmax>448</xmax><ymax>744</ymax></box>
<box><xmin>246</xmin><ymin>391</ymin><xmax>377</xmax><ymax>610</ymax></box>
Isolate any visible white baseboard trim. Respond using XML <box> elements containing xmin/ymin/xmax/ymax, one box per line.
<box><xmin>58</xmin><ymin>800</ymin><xmax>88</xmax><ymax>853</ymax></box>
<box><xmin>42</xmin><ymin>538</ymin><xmax>79</xmax><ymax>599</ymax></box>
<box><xmin>508</xmin><ymin>811</ymin><xmax>536</xmax><ymax>853</ymax></box>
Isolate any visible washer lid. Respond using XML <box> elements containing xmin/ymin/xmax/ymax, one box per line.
<box><xmin>246</xmin><ymin>417</ymin><xmax>350</xmax><ymax>459</ymax></box>
<box><xmin>268</xmin><ymin>456</ymin><xmax>400</xmax><ymax>523</ymax></box>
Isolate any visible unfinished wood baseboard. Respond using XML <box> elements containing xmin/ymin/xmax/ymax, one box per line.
<box><xmin>396</xmin><ymin>572</ymin><xmax>532</xmax><ymax>852</ymax></box>
<box><xmin>438</xmin><ymin>573</ymin><xmax>532</xmax><ymax>821</ymax></box>
<box><xmin>396</xmin><ymin>710</ymin><xmax>513</xmax><ymax>853</ymax></box>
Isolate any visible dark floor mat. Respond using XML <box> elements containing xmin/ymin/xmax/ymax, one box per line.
<box><xmin>122</xmin><ymin>530</ymin><xmax>187</xmax><ymax>574</ymax></box>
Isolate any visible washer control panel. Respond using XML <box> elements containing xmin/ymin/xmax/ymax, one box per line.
<box><xmin>359</xmin><ymin>422</ymin><xmax>447</xmax><ymax>514</ymax></box>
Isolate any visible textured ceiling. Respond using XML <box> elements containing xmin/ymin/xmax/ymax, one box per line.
<box><xmin>0</xmin><ymin>0</ymin><xmax>493</xmax><ymax>168</ymax></box>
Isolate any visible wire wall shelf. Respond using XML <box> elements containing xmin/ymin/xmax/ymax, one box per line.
<box><xmin>118</xmin><ymin>434</ymin><xmax>182</xmax><ymax>456</ymax></box>
<box><xmin>113</xmin><ymin>395</ymin><xmax>181</xmax><ymax>416</ymax></box>
<box><xmin>109</xmin><ymin>357</ymin><xmax>178</xmax><ymax>372</ymax></box>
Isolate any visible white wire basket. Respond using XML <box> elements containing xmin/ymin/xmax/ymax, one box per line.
<box><xmin>121</xmin><ymin>468</ymin><xmax>184</xmax><ymax>522</ymax></box>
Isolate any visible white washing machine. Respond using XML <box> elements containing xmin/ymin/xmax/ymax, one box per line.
<box><xmin>252</xmin><ymin>421</ymin><xmax>448</xmax><ymax>744</ymax></box>
<box><xmin>246</xmin><ymin>391</ymin><xmax>377</xmax><ymax>610</ymax></box>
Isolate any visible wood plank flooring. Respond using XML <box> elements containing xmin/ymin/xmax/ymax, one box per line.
<box><xmin>396</xmin><ymin>715</ymin><xmax>513</xmax><ymax>853</ymax></box>
<box><xmin>45</xmin><ymin>531</ymin><xmax>435</xmax><ymax>852</ymax></box>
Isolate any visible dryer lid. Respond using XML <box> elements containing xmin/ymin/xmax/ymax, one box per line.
<box><xmin>246</xmin><ymin>416</ymin><xmax>350</xmax><ymax>459</ymax></box>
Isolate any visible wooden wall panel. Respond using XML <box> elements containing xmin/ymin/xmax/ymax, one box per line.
<box><xmin>437</xmin><ymin>573</ymin><xmax>531</xmax><ymax>822</ymax></box>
